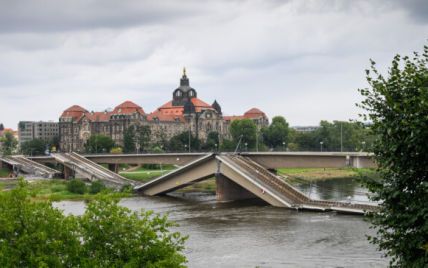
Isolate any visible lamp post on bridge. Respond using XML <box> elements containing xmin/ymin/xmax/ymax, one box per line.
<box><xmin>282</xmin><ymin>141</ymin><xmax>285</xmax><ymax>152</ymax></box>
<box><xmin>320</xmin><ymin>141</ymin><xmax>324</xmax><ymax>152</ymax></box>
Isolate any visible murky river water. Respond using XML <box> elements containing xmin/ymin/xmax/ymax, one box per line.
<box><xmin>54</xmin><ymin>178</ymin><xmax>387</xmax><ymax>267</ymax></box>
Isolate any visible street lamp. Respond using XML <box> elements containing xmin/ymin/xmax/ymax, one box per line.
<box><xmin>361</xmin><ymin>141</ymin><xmax>366</xmax><ymax>152</ymax></box>
<box><xmin>184</xmin><ymin>144</ymin><xmax>187</xmax><ymax>153</ymax></box>
<box><xmin>320</xmin><ymin>141</ymin><xmax>324</xmax><ymax>152</ymax></box>
<box><xmin>244</xmin><ymin>142</ymin><xmax>248</xmax><ymax>152</ymax></box>
<box><xmin>214</xmin><ymin>143</ymin><xmax>218</xmax><ymax>152</ymax></box>
<box><xmin>282</xmin><ymin>141</ymin><xmax>286</xmax><ymax>151</ymax></box>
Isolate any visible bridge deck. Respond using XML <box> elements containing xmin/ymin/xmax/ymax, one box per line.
<box><xmin>52</xmin><ymin>153</ymin><xmax>139</xmax><ymax>187</ymax></box>
<box><xmin>0</xmin><ymin>155</ymin><xmax>60</xmax><ymax>178</ymax></box>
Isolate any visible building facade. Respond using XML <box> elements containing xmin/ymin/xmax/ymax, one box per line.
<box><xmin>18</xmin><ymin>121</ymin><xmax>59</xmax><ymax>144</ymax></box>
<box><xmin>59</xmin><ymin>70</ymin><xmax>269</xmax><ymax>152</ymax></box>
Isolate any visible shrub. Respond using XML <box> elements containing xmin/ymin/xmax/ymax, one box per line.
<box><xmin>0</xmin><ymin>179</ymin><xmax>187</xmax><ymax>267</ymax></box>
<box><xmin>66</xmin><ymin>179</ymin><xmax>87</xmax><ymax>194</ymax></box>
<box><xmin>89</xmin><ymin>180</ymin><xmax>106</xmax><ymax>194</ymax></box>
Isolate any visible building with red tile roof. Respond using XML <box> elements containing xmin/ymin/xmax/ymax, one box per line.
<box><xmin>59</xmin><ymin>69</ymin><xmax>268</xmax><ymax>152</ymax></box>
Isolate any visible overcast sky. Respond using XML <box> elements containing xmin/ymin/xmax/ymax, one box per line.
<box><xmin>0</xmin><ymin>0</ymin><xmax>427</xmax><ymax>129</ymax></box>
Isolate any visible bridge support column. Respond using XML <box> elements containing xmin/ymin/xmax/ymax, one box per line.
<box><xmin>63</xmin><ymin>166</ymin><xmax>73</xmax><ymax>179</ymax></box>
<box><xmin>215</xmin><ymin>174</ymin><xmax>257</xmax><ymax>202</ymax></box>
<box><xmin>108</xmin><ymin>164</ymin><xmax>119</xmax><ymax>173</ymax></box>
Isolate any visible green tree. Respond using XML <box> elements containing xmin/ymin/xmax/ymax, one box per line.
<box><xmin>79</xmin><ymin>197</ymin><xmax>187</xmax><ymax>267</ymax></box>
<box><xmin>262</xmin><ymin>116</ymin><xmax>289</xmax><ymax>150</ymax></box>
<box><xmin>135</xmin><ymin>125</ymin><xmax>151</xmax><ymax>153</ymax></box>
<box><xmin>85</xmin><ymin>134</ymin><xmax>115</xmax><ymax>154</ymax></box>
<box><xmin>202</xmin><ymin>131</ymin><xmax>220</xmax><ymax>150</ymax></box>
<box><xmin>0</xmin><ymin>180</ymin><xmax>81</xmax><ymax>267</ymax></box>
<box><xmin>358</xmin><ymin>45</ymin><xmax>428</xmax><ymax>266</ymax></box>
<box><xmin>168</xmin><ymin>131</ymin><xmax>200</xmax><ymax>152</ymax></box>
<box><xmin>123</xmin><ymin>127</ymin><xmax>136</xmax><ymax>153</ymax></box>
<box><xmin>20</xmin><ymin>138</ymin><xmax>47</xmax><ymax>156</ymax></box>
<box><xmin>229</xmin><ymin>119</ymin><xmax>257</xmax><ymax>150</ymax></box>
<box><xmin>0</xmin><ymin>179</ymin><xmax>188</xmax><ymax>267</ymax></box>
<box><xmin>0</xmin><ymin>131</ymin><xmax>18</xmax><ymax>156</ymax></box>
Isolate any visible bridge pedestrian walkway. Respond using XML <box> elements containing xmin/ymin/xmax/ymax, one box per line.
<box><xmin>0</xmin><ymin>155</ymin><xmax>60</xmax><ymax>178</ymax></box>
<box><xmin>51</xmin><ymin>152</ymin><xmax>139</xmax><ymax>187</ymax></box>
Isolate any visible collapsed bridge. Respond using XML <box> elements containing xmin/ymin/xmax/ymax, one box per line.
<box><xmin>135</xmin><ymin>153</ymin><xmax>377</xmax><ymax>214</ymax></box>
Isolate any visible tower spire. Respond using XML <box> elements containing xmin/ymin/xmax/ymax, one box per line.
<box><xmin>183</xmin><ymin>67</ymin><xmax>186</xmax><ymax>77</ymax></box>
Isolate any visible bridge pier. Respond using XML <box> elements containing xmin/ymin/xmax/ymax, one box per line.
<box><xmin>215</xmin><ymin>174</ymin><xmax>257</xmax><ymax>202</ymax></box>
<box><xmin>63</xmin><ymin>165</ymin><xmax>73</xmax><ymax>179</ymax></box>
<box><xmin>108</xmin><ymin>164</ymin><xmax>119</xmax><ymax>173</ymax></box>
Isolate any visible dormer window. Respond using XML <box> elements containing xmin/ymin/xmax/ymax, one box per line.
<box><xmin>175</xmin><ymin>90</ymin><xmax>182</xmax><ymax>97</ymax></box>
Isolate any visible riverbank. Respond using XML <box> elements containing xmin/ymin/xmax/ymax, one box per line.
<box><xmin>277</xmin><ymin>167</ymin><xmax>378</xmax><ymax>181</ymax></box>
<box><xmin>0</xmin><ymin>179</ymin><xmax>134</xmax><ymax>201</ymax></box>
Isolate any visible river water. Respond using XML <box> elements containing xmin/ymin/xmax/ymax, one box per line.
<box><xmin>54</xmin><ymin>178</ymin><xmax>388</xmax><ymax>267</ymax></box>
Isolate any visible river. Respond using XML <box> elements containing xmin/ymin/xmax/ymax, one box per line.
<box><xmin>54</xmin><ymin>178</ymin><xmax>388</xmax><ymax>267</ymax></box>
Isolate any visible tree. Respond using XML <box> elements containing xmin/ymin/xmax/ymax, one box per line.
<box><xmin>168</xmin><ymin>131</ymin><xmax>200</xmax><ymax>152</ymax></box>
<box><xmin>0</xmin><ymin>131</ymin><xmax>18</xmax><ymax>156</ymax></box>
<box><xmin>20</xmin><ymin>138</ymin><xmax>47</xmax><ymax>156</ymax></box>
<box><xmin>0</xmin><ymin>179</ymin><xmax>188</xmax><ymax>267</ymax></box>
<box><xmin>202</xmin><ymin>131</ymin><xmax>219</xmax><ymax>150</ymax></box>
<box><xmin>135</xmin><ymin>125</ymin><xmax>151</xmax><ymax>153</ymax></box>
<box><xmin>229</xmin><ymin>119</ymin><xmax>257</xmax><ymax>150</ymax></box>
<box><xmin>85</xmin><ymin>134</ymin><xmax>115</xmax><ymax>153</ymax></box>
<box><xmin>0</xmin><ymin>180</ymin><xmax>82</xmax><ymax>267</ymax></box>
<box><xmin>123</xmin><ymin>127</ymin><xmax>136</xmax><ymax>153</ymax></box>
<box><xmin>262</xmin><ymin>116</ymin><xmax>289</xmax><ymax>150</ymax></box>
<box><xmin>358</xmin><ymin>45</ymin><xmax>428</xmax><ymax>266</ymax></box>
<box><xmin>123</xmin><ymin>125</ymin><xmax>151</xmax><ymax>153</ymax></box>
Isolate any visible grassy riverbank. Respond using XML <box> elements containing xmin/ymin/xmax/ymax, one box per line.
<box><xmin>0</xmin><ymin>179</ymin><xmax>134</xmax><ymax>201</ymax></box>
<box><xmin>0</xmin><ymin>167</ymin><xmax>11</xmax><ymax>178</ymax></box>
<box><xmin>277</xmin><ymin>167</ymin><xmax>378</xmax><ymax>181</ymax></box>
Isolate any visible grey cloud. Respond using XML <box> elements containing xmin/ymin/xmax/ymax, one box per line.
<box><xmin>0</xmin><ymin>0</ymin><xmax>207</xmax><ymax>33</ymax></box>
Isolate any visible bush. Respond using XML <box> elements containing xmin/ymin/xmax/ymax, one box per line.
<box><xmin>120</xmin><ymin>184</ymin><xmax>133</xmax><ymax>193</ymax></box>
<box><xmin>66</xmin><ymin>179</ymin><xmax>87</xmax><ymax>194</ymax></box>
<box><xmin>89</xmin><ymin>180</ymin><xmax>106</xmax><ymax>194</ymax></box>
<box><xmin>0</xmin><ymin>179</ymin><xmax>187</xmax><ymax>267</ymax></box>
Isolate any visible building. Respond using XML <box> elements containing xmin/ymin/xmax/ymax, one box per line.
<box><xmin>59</xmin><ymin>70</ymin><xmax>269</xmax><ymax>152</ymax></box>
<box><xmin>18</xmin><ymin>121</ymin><xmax>59</xmax><ymax>144</ymax></box>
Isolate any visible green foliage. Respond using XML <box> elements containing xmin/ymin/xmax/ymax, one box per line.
<box><xmin>110</xmin><ymin>146</ymin><xmax>123</xmax><ymax>154</ymax></box>
<box><xmin>89</xmin><ymin>180</ymin><xmax>106</xmax><ymax>194</ymax></box>
<box><xmin>358</xmin><ymin>45</ymin><xmax>428</xmax><ymax>266</ymax></box>
<box><xmin>202</xmin><ymin>131</ymin><xmax>220</xmax><ymax>150</ymax></box>
<box><xmin>220</xmin><ymin>138</ymin><xmax>236</xmax><ymax>151</ymax></box>
<box><xmin>229</xmin><ymin>119</ymin><xmax>257</xmax><ymax>150</ymax></box>
<box><xmin>168</xmin><ymin>131</ymin><xmax>200</xmax><ymax>152</ymax></box>
<box><xmin>0</xmin><ymin>180</ymin><xmax>82</xmax><ymax>267</ymax></box>
<box><xmin>66</xmin><ymin>179</ymin><xmax>87</xmax><ymax>194</ymax></box>
<box><xmin>20</xmin><ymin>138</ymin><xmax>47</xmax><ymax>156</ymax></box>
<box><xmin>0</xmin><ymin>180</ymin><xmax>187</xmax><ymax>267</ymax></box>
<box><xmin>262</xmin><ymin>116</ymin><xmax>289</xmax><ymax>150</ymax></box>
<box><xmin>123</xmin><ymin>125</ymin><xmax>152</xmax><ymax>153</ymax></box>
<box><xmin>85</xmin><ymin>134</ymin><xmax>115</xmax><ymax>154</ymax></box>
<box><xmin>123</xmin><ymin>127</ymin><xmax>136</xmax><ymax>153</ymax></box>
<box><xmin>0</xmin><ymin>131</ymin><xmax>18</xmax><ymax>156</ymax></box>
<box><xmin>288</xmin><ymin>121</ymin><xmax>374</xmax><ymax>151</ymax></box>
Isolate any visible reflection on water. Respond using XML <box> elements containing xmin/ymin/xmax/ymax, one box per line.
<box><xmin>291</xmin><ymin>177</ymin><xmax>372</xmax><ymax>203</ymax></box>
<box><xmin>54</xmin><ymin>178</ymin><xmax>387</xmax><ymax>267</ymax></box>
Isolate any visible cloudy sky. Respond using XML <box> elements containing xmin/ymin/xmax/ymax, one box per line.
<box><xmin>0</xmin><ymin>0</ymin><xmax>427</xmax><ymax>129</ymax></box>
